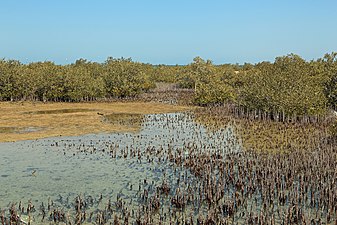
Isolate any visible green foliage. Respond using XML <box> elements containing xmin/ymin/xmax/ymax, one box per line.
<box><xmin>20</xmin><ymin>62</ymin><xmax>65</xmax><ymax>101</ymax></box>
<box><xmin>239</xmin><ymin>54</ymin><xmax>327</xmax><ymax>116</ymax></box>
<box><xmin>318</xmin><ymin>52</ymin><xmax>337</xmax><ymax>110</ymax></box>
<box><xmin>0</xmin><ymin>52</ymin><xmax>336</xmax><ymax>119</ymax></box>
<box><xmin>149</xmin><ymin>65</ymin><xmax>181</xmax><ymax>83</ymax></box>
<box><xmin>63</xmin><ymin>62</ymin><xmax>105</xmax><ymax>101</ymax></box>
<box><xmin>0</xmin><ymin>59</ymin><xmax>21</xmax><ymax>101</ymax></box>
<box><xmin>176</xmin><ymin>68</ymin><xmax>196</xmax><ymax>89</ymax></box>
<box><xmin>176</xmin><ymin>58</ymin><xmax>241</xmax><ymax>105</ymax></box>
<box><xmin>103</xmin><ymin>57</ymin><xmax>154</xmax><ymax>98</ymax></box>
<box><xmin>0</xmin><ymin>58</ymin><xmax>154</xmax><ymax>102</ymax></box>
<box><xmin>182</xmin><ymin>57</ymin><xmax>236</xmax><ymax>105</ymax></box>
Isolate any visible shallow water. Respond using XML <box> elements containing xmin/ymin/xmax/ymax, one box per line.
<box><xmin>0</xmin><ymin>112</ymin><xmax>241</xmax><ymax>223</ymax></box>
<box><xmin>103</xmin><ymin>113</ymin><xmax>144</xmax><ymax>129</ymax></box>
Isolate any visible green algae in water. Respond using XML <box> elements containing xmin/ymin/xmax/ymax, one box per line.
<box><xmin>103</xmin><ymin>113</ymin><xmax>144</xmax><ymax>128</ymax></box>
<box><xmin>0</xmin><ymin>127</ymin><xmax>17</xmax><ymax>133</ymax></box>
<box><xmin>0</xmin><ymin>126</ymin><xmax>43</xmax><ymax>134</ymax></box>
<box><xmin>25</xmin><ymin>108</ymin><xmax>96</xmax><ymax>115</ymax></box>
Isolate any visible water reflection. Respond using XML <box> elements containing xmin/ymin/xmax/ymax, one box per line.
<box><xmin>103</xmin><ymin>113</ymin><xmax>144</xmax><ymax>131</ymax></box>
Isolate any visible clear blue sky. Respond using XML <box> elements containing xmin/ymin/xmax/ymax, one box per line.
<box><xmin>1</xmin><ymin>0</ymin><xmax>337</xmax><ymax>65</ymax></box>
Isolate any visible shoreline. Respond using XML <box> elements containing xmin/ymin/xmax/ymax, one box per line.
<box><xmin>0</xmin><ymin>101</ymin><xmax>191</xmax><ymax>142</ymax></box>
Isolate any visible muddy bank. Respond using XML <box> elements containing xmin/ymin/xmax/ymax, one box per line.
<box><xmin>0</xmin><ymin>102</ymin><xmax>190</xmax><ymax>142</ymax></box>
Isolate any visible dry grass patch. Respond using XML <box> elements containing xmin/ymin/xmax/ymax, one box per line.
<box><xmin>0</xmin><ymin>101</ymin><xmax>190</xmax><ymax>142</ymax></box>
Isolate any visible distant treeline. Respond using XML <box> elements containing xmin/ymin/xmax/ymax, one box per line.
<box><xmin>1</xmin><ymin>53</ymin><xmax>336</xmax><ymax>116</ymax></box>
<box><xmin>0</xmin><ymin>57</ymin><xmax>156</xmax><ymax>102</ymax></box>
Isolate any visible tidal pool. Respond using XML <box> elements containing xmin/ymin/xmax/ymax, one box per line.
<box><xmin>0</xmin><ymin>127</ymin><xmax>43</xmax><ymax>134</ymax></box>
<box><xmin>24</xmin><ymin>108</ymin><xmax>96</xmax><ymax>115</ymax></box>
<box><xmin>0</xmin><ymin>112</ymin><xmax>241</xmax><ymax>224</ymax></box>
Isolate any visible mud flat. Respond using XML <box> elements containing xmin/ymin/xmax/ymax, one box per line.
<box><xmin>0</xmin><ymin>102</ymin><xmax>190</xmax><ymax>142</ymax></box>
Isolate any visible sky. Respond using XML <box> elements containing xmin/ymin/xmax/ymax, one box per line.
<box><xmin>1</xmin><ymin>0</ymin><xmax>337</xmax><ymax>65</ymax></box>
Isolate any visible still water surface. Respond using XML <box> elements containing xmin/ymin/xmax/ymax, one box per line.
<box><xmin>0</xmin><ymin>113</ymin><xmax>240</xmax><ymax>211</ymax></box>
